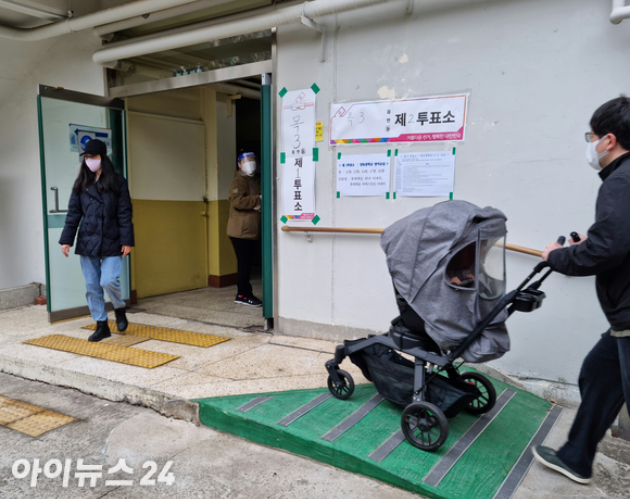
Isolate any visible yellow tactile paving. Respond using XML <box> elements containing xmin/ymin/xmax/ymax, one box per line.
<box><xmin>24</xmin><ymin>334</ymin><xmax>179</xmax><ymax>369</ymax></box>
<box><xmin>0</xmin><ymin>396</ymin><xmax>43</xmax><ymax>425</ymax></box>
<box><xmin>0</xmin><ymin>396</ymin><xmax>76</xmax><ymax>437</ymax></box>
<box><xmin>103</xmin><ymin>335</ymin><xmax>149</xmax><ymax>347</ymax></box>
<box><xmin>7</xmin><ymin>410</ymin><xmax>77</xmax><ymax>437</ymax></box>
<box><xmin>83</xmin><ymin>322</ymin><xmax>230</xmax><ymax>348</ymax></box>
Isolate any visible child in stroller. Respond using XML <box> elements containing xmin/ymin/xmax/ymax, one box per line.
<box><xmin>325</xmin><ymin>201</ymin><xmax>553</xmax><ymax>451</ymax></box>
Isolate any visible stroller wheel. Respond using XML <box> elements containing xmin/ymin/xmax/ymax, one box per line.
<box><xmin>461</xmin><ymin>372</ymin><xmax>497</xmax><ymax>415</ymax></box>
<box><xmin>401</xmin><ymin>402</ymin><xmax>448</xmax><ymax>451</ymax></box>
<box><xmin>327</xmin><ymin>369</ymin><xmax>355</xmax><ymax>400</ymax></box>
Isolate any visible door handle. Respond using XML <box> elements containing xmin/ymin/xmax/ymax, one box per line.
<box><xmin>49</xmin><ymin>187</ymin><xmax>68</xmax><ymax>213</ymax></box>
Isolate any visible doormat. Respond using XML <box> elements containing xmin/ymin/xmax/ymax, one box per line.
<box><xmin>83</xmin><ymin>322</ymin><xmax>230</xmax><ymax>348</ymax></box>
<box><xmin>24</xmin><ymin>334</ymin><xmax>178</xmax><ymax>369</ymax></box>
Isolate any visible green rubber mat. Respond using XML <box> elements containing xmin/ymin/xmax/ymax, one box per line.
<box><xmin>195</xmin><ymin>373</ymin><xmax>556</xmax><ymax>499</ymax></box>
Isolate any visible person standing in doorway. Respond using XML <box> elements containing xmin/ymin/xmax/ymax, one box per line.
<box><xmin>534</xmin><ymin>96</ymin><xmax>630</xmax><ymax>484</ymax></box>
<box><xmin>60</xmin><ymin>139</ymin><xmax>134</xmax><ymax>342</ymax></box>
<box><xmin>227</xmin><ymin>151</ymin><xmax>262</xmax><ymax>307</ymax></box>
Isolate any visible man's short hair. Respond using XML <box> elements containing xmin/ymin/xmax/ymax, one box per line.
<box><xmin>590</xmin><ymin>95</ymin><xmax>630</xmax><ymax>150</ymax></box>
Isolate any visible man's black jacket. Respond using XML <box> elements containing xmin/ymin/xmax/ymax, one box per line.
<box><xmin>59</xmin><ymin>175</ymin><xmax>134</xmax><ymax>257</ymax></box>
<box><xmin>548</xmin><ymin>152</ymin><xmax>630</xmax><ymax>330</ymax></box>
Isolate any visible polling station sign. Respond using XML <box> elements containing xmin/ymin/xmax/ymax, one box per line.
<box><xmin>330</xmin><ymin>94</ymin><xmax>468</xmax><ymax>144</ymax></box>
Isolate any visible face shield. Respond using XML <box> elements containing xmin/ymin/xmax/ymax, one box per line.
<box><xmin>238</xmin><ymin>152</ymin><xmax>258</xmax><ymax>176</ymax></box>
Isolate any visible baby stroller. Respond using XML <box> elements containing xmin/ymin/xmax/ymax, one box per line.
<box><xmin>325</xmin><ymin>201</ymin><xmax>554</xmax><ymax>451</ymax></box>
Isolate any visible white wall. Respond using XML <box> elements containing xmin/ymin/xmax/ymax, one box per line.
<box><xmin>275</xmin><ymin>0</ymin><xmax>628</xmax><ymax>393</ymax></box>
<box><xmin>128</xmin><ymin>112</ymin><xmax>205</xmax><ymax>202</ymax></box>
<box><xmin>0</xmin><ymin>29</ymin><xmax>106</xmax><ymax>290</ymax></box>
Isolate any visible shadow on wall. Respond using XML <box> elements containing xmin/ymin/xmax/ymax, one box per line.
<box><xmin>0</xmin><ymin>174</ymin><xmax>19</xmax><ymax>288</ymax></box>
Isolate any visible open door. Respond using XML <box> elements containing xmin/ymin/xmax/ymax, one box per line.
<box><xmin>37</xmin><ymin>86</ymin><xmax>130</xmax><ymax>322</ymax></box>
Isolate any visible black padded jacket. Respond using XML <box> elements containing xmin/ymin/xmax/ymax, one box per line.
<box><xmin>548</xmin><ymin>152</ymin><xmax>630</xmax><ymax>330</ymax></box>
<box><xmin>59</xmin><ymin>174</ymin><xmax>134</xmax><ymax>257</ymax></box>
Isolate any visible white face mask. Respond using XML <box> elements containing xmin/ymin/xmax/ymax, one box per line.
<box><xmin>240</xmin><ymin>160</ymin><xmax>256</xmax><ymax>176</ymax></box>
<box><xmin>86</xmin><ymin>157</ymin><xmax>101</xmax><ymax>172</ymax></box>
<box><xmin>586</xmin><ymin>137</ymin><xmax>609</xmax><ymax>171</ymax></box>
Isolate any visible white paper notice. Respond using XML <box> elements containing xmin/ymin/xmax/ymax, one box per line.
<box><xmin>394</xmin><ymin>151</ymin><xmax>455</xmax><ymax>197</ymax></box>
<box><xmin>330</xmin><ymin>94</ymin><xmax>468</xmax><ymax>144</ymax></box>
<box><xmin>282</xmin><ymin>156</ymin><xmax>315</xmax><ymax>219</ymax></box>
<box><xmin>337</xmin><ymin>153</ymin><xmax>391</xmax><ymax>197</ymax></box>
<box><xmin>281</xmin><ymin>88</ymin><xmax>316</xmax><ymax>159</ymax></box>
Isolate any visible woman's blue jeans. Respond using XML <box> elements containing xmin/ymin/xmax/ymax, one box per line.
<box><xmin>79</xmin><ymin>256</ymin><xmax>125</xmax><ymax>322</ymax></box>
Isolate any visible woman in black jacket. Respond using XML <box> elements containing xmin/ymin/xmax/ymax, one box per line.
<box><xmin>59</xmin><ymin>139</ymin><xmax>134</xmax><ymax>342</ymax></box>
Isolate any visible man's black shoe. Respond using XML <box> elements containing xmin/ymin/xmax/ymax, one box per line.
<box><xmin>532</xmin><ymin>445</ymin><xmax>592</xmax><ymax>484</ymax></box>
<box><xmin>114</xmin><ymin>307</ymin><xmax>128</xmax><ymax>332</ymax></box>
<box><xmin>88</xmin><ymin>321</ymin><xmax>111</xmax><ymax>342</ymax></box>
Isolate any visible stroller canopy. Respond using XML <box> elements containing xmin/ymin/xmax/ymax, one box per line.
<box><xmin>380</xmin><ymin>200</ymin><xmax>509</xmax><ymax>363</ymax></box>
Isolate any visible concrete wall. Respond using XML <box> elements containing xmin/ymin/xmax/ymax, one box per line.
<box><xmin>0</xmin><ymin>28</ymin><xmax>106</xmax><ymax>291</ymax></box>
<box><xmin>275</xmin><ymin>0</ymin><xmax>628</xmax><ymax>399</ymax></box>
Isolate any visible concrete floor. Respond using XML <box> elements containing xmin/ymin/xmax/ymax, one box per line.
<box><xmin>136</xmin><ymin>277</ymin><xmax>264</xmax><ymax>329</ymax></box>
<box><xmin>0</xmin><ymin>304</ymin><xmax>628</xmax><ymax>498</ymax></box>
<box><xmin>0</xmin><ymin>303</ymin><xmax>370</xmax><ymax>410</ymax></box>
<box><xmin>0</xmin><ymin>373</ymin><xmax>416</xmax><ymax>498</ymax></box>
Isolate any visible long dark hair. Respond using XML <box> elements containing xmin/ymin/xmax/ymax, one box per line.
<box><xmin>73</xmin><ymin>155</ymin><xmax>120</xmax><ymax>194</ymax></box>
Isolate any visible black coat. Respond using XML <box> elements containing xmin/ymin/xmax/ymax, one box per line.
<box><xmin>59</xmin><ymin>175</ymin><xmax>134</xmax><ymax>257</ymax></box>
<box><xmin>548</xmin><ymin>152</ymin><xmax>630</xmax><ymax>330</ymax></box>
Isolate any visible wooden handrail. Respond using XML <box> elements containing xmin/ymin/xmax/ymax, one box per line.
<box><xmin>281</xmin><ymin>225</ymin><xmax>543</xmax><ymax>258</ymax></box>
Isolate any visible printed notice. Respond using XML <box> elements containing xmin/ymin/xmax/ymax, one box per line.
<box><xmin>282</xmin><ymin>156</ymin><xmax>315</xmax><ymax>219</ymax></box>
<box><xmin>330</xmin><ymin>94</ymin><xmax>468</xmax><ymax>144</ymax></box>
<box><xmin>281</xmin><ymin>89</ymin><xmax>316</xmax><ymax>159</ymax></box>
<box><xmin>337</xmin><ymin>153</ymin><xmax>391</xmax><ymax>197</ymax></box>
<box><xmin>280</xmin><ymin>88</ymin><xmax>317</xmax><ymax>221</ymax></box>
<box><xmin>394</xmin><ymin>151</ymin><xmax>455</xmax><ymax>197</ymax></box>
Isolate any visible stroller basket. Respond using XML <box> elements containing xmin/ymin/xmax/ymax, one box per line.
<box><xmin>347</xmin><ymin>340</ymin><xmax>480</xmax><ymax>418</ymax></box>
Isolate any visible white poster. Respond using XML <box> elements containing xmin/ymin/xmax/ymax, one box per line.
<box><xmin>281</xmin><ymin>88</ymin><xmax>316</xmax><ymax>158</ymax></box>
<box><xmin>394</xmin><ymin>151</ymin><xmax>455</xmax><ymax>197</ymax></box>
<box><xmin>337</xmin><ymin>153</ymin><xmax>391</xmax><ymax>197</ymax></box>
<box><xmin>330</xmin><ymin>94</ymin><xmax>468</xmax><ymax>144</ymax></box>
<box><xmin>282</xmin><ymin>156</ymin><xmax>315</xmax><ymax>219</ymax></box>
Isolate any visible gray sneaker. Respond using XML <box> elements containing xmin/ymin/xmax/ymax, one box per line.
<box><xmin>531</xmin><ymin>445</ymin><xmax>592</xmax><ymax>484</ymax></box>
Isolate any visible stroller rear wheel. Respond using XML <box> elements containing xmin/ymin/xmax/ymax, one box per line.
<box><xmin>460</xmin><ymin>371</ymin><xmax>497</xmax><ymax>415</ymax></box>
<box><xmin>327</xmin><ymin>369</ymin><xmax>355</xmax><ymax>400</ymax></box>
<box><xmin>401</xmin><ymin>402</ymin><xmax>449</xmax><ymax>451</ymax></box>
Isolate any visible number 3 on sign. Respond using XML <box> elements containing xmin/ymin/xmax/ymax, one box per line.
<box><xmin>140</xmin><ymin>461</ymin><xmax>175</xmax><ymax>486</ymax></box>
<box><xmin>346</xmin><ymin>111</ymin><xmax>365</xmax><ymax>127</ymax></box>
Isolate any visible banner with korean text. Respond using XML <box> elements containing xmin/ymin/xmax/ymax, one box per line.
<box><xmin>330</xmin><ymin>94</ymin><xmax>468</xmax><ymax>144</ymax></box>
<box><xmin>280</xmin><ymin>88</ymin><xmax>317</xmax><ymax>222</ymax></box>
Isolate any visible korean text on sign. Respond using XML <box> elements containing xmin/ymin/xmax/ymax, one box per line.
<box><xmin>337</xmin><ymin>153</ymin><xmax>391</xmax><ymax>197</ymax></box>
<box><xmin>330</xmin><ymin>94</ymin><xmax>468</xmax><ymax>144</ymax></box>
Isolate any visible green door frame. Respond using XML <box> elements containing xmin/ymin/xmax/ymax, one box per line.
<box><xmin>37</xmin><ymin>86</ymin><xmax>130</xmax><ymax>321</ymax></box>
<box><xmin>261</xmin><ymin>75</ymin><xmax>274</xmax><ymax>323</ymax></box>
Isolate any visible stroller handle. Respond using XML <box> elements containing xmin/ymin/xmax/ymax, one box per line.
<box><xmin>533</xmin><ymin>261</ymin><xmax>550</xmax><ymax>273</ymax></box>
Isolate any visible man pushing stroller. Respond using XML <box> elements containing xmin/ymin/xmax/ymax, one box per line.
<box><xmin>533</xmin><ymin>96</ymin><xmax>630</xmax><ymax>484</ymax></box>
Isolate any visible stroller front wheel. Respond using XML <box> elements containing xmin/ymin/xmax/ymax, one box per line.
<box><xmin>460</xmin><ymin>371</ymin><xmax>497</xmax><ymax>415</ymax></box>
<box><xmin>401</xmin><ymin>402</ymin><xmax>449</xmax><ymax>451</ymax></box>
<box><xmin>327</xmin><ymin>369</ymin><xmax>355</xmax><ymax>400</ymax></box>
